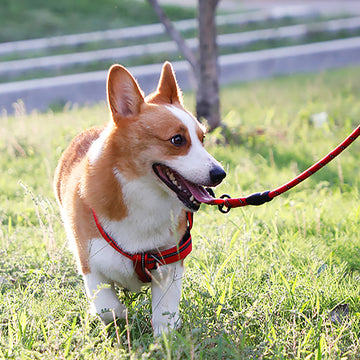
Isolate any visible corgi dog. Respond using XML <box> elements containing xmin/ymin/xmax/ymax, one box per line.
<box><xmin>54</xmin><ymin>62</ymin><xmax>226</xmax><ymax>335</ymax></box>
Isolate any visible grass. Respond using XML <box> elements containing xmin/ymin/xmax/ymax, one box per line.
<box><xmin>1</xmin><ymin>66</ymin><xmax>360</xmax><ymax>359</ymax></box>
<box><xmin>0</xmin><ymin>0</ymin><xmax>195</xmax><ymax>43</ymax></box>
<box><xmin>1</xmin><ymin>0</ymin><xmax>357</xmax><ymax>85</ymax></box>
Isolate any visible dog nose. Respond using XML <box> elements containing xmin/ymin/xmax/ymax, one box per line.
<box><xmin>209</xmin><ymin>166</ymin><xmax>226</xmax><ymax>186</ymax></box>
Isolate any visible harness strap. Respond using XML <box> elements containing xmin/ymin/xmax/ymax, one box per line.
<box><xmin>92</xmin><ymin>209</ymin><xmax>193</xmax><ymax>283</ymax></box>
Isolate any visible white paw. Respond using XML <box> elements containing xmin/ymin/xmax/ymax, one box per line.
<box><xmin>97</xmin><ymin>304</ymin><xmax>126</xmax><ymax>324</ymax></box>
<box><xmin>153</xmin><ymin>313</ymin><xmax>181</xmax><ymax>337</ymax></box>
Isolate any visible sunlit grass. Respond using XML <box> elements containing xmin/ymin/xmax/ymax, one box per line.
<box><xmin>0</xmin><ymin>0</ymin><xmax>195</xmax><ymax>42</ymax></box>
<box><xmin>0</xmin><ymin>66</ymin><xmax>360</xmax><ymax>358</ymax></box>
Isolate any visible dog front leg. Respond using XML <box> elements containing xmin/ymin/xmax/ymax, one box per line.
<box><xmin>84</xmin><ymin>271</ymin><xmax>126</xmax><ymax>324</ymax></box>
<box><xmin>151</xmin><ymin>261</ymin><xmax>184</xmax><ymax>336</ymax></box>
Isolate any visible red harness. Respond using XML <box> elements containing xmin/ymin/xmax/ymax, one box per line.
<box><xmin>92</xmin><ymin>209</ymin><xmax>193</xmax><ymax>283</ymax></box>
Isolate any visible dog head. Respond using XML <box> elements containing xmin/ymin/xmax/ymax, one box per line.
<box><xmin>106</xmin><ymin>61</ymin><xmax>226</xmax><ymax>211</ymax></box>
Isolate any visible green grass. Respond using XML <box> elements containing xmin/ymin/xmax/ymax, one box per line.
<box><xmin>1</xmin><ymin>66</ymin><xmax>360</xmax><ymax>359</ymax></box>
<box><xmin>0</xmin><ymin>0</ymin><xmax>195</xmax><ymax>42</ymax></box>
<box><xmin>1</xmin><ymin>0</ymin><xmax>357</xmax><ymax>86</ymax></box>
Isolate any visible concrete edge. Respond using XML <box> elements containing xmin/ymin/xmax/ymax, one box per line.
<box><xmin>1</xmin><ymin>37</ymin><xmax>360</xmax><ymax>114</ymax></box>
<box><xmin>0</xmin><ymin>7</ymin><xmax>320</xmax><ymax>56</ymax></box>
<box><xmin>2</xmin><ymin>16</ymin><xmax>360</xmax><ymax>78</ymax></box>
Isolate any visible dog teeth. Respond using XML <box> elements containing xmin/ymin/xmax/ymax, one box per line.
<box><xmin>163</xmin><ymin>167</ymin><xmax>200</xmax><ymax>208</ymax></box>
<box><xmin>190</xmin><ymin>196</ymin><xmax>200</xmax><ymax>206</ymax></box>
<box><xmin>168</xmin><ymin>172</ymin><xmax>180</xmax><ymax>187</ymax></box>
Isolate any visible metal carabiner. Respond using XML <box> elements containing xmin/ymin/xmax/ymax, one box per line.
<box><xmin>218</xmin><ymin>194</ymin><xmax>232</xmax><ymax>214</ymax></box>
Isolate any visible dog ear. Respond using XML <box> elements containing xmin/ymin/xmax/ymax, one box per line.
<box><xmin>107</xmin><ymin>64</ymin><xmax>145</xmax><ymax>122</ymax></box>
<box><xmin>147</xmin><ymin>61</ymin><xmax>183</xmax><ymax>105</ymax></box>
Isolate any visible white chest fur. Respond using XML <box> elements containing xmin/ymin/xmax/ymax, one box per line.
<box><xmin>86</xmin><ymin>170</ymin><xmax>185</xmax><ymax>295</ymax></box>
<box><xmin>98</xmin><ymin>169</ymin><xmax>184</xmax><ymax>254</ymax></box>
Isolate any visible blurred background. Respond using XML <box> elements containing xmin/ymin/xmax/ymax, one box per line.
<box><xmin>1</xmin><ymin>0</ymin><xmax>360</xmax><ymax>118</ymax></box>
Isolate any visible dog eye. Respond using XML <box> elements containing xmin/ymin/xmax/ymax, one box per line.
<box><xmin>170</xmin><ymin>134</ymin><xmax>185</xmax><ymax>147</ymax></box>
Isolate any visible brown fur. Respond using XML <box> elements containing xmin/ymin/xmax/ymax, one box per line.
<box><xmin>54</xmin><ymin>62</ymin><xmax>197</xmax><ymax>273</ymax></box>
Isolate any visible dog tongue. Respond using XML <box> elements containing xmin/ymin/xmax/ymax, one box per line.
<box><xmin>184</xmin><ymin>181</ymin><xmax>215</xmax><ymax>204</ymax></box>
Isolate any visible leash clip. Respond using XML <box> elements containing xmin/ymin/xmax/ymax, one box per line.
<box><xmin>218</xmin><ymin>194</ymin><xmax>232</xmax><ymax>214</ymax></box>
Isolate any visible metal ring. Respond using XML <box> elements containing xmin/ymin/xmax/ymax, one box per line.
<box><xmin>218</xmin><ymin>194</ymin><xmax>231</xmax><ymax>214</ymax></box>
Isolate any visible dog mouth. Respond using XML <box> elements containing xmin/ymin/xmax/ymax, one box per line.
<box><xmin>152</xmin><ymin>163</ymin><xmax>215</xmax><ymax>211</ymax></box>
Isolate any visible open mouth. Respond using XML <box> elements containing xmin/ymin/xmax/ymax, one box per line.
<box><xmin>152</xmin><ymin>163</ymin><xmax>215</xmax><ymax>211</ymax></box>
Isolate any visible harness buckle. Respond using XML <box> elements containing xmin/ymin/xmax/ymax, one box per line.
<box><xmin>133</xmin><ymin>253</ymin><xmax>152</xmax><ymax>283</ymax></box>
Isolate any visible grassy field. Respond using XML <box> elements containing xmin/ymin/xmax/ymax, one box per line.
<box><xmin>0</xmin><ymin>0</ymin><xmax>195</xmax><ymax>42</ymax></box>
<box><xmin>0</xmin><ymin>66</ymin><xmax>360</xmax><ymax>359</ymax></box>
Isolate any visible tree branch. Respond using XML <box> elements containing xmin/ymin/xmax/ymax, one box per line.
<box><xmin>147</xmin><ymin>0</ymin><xmax>198</xmax><ymax>73</ymax></box>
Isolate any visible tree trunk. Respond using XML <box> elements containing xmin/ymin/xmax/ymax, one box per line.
<box><xmin>147</xmin><ymin>0</ymin><xmax>221</xmax><ymax>130</ymax></box>
<box><xmin>196</xmin><ymin>0</ymin><xmax>220</xmax><ymax>131</ymax></box>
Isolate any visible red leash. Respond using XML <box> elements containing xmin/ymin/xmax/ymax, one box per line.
<box><xmin>207</xmin><ymin>124</ymin><xmax>360</xmax><ymax>213</ymax></box>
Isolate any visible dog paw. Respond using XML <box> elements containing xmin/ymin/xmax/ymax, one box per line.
<box><xmin>153</xmin><ymin>322</ymin><xmax>170</xmax><ymax>337</ymax></box>
<box><xmin>98</xmin><ymin>304</ymin><xmax>126</xmax><ymax>325</ymax></box>
<box><xmin>153</xmin><ymin>313</ymin><xmax>181</xmax><ymax>337</ymax></box>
